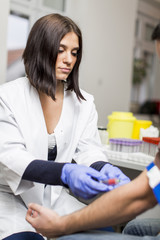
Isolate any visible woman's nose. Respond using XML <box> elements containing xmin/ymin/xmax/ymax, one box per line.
<box><xmin>63</xmin><ymin>52</ymin><xmax>72</xmax><ymax>64</ymax></box>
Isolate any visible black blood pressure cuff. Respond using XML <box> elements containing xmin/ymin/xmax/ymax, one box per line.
<box><xmin>146</xmin><ymin>161</ymin><xmax>160</xmax><ymax>204</ymax></box>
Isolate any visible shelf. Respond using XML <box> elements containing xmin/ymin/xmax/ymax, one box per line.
<box><xmin>103</xmin><ymin>146</ymin><xmax>154</xmax><ymax>171</ymax></box>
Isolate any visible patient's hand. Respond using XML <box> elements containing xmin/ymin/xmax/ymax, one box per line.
<box><xmin>26</xmin><ymin>203</ymin><xmax>64</xmax><ymax>238</ymax></box>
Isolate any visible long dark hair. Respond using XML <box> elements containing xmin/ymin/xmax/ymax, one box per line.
<box><xmin>152</xmin><ymin>23</ymin><xmax>160</xmax><ymax>41</ymax></box>
<box><xmin>22</xmin><ymin>13</ymin><xmax>85</xmax><ymax>100</ymax></box>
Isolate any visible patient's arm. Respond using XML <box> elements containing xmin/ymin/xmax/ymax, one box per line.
<box><xmin>26</xmin><ymin>169</ymin><xmax>157</xmax><ymax>238</ymax></box>
<box><xmin>62</xmin><ymin>170</ymin><xmax>156</xmax><ymax>232</ymax></box>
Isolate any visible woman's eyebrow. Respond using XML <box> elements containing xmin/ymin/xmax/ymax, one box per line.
<box><xmin>59</xmin><ymin>44</ymin><xmax>79</xmax><ymax>50</ymax></box>
<box><xmin>73</xmin><ymin>47</ymin><xmax>79</xmax><ymax>51</ymax></box>
<box><xmin>59</xmin><ymin>44</ymin><xmax>65</xmax><ymax>48</ymax></box>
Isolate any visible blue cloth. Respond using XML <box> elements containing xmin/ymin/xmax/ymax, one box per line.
<box><xmin>146</xmin><ymin>162</ymin><xmax>155</xmax><ymax>171</ymax></box>
<box><xmin>146</xmin><ymin>161</ymin><xmax>160</xmax><ymax>204</ymax></box>
<box><xmin>3</xmin><ymin>231</ymin><xmax>45</xmax><ymax>240</ymax></box>
<box><xmin>123</xmin><ymin>218</ymin><xmax>160</xmax><ymax>236</ymax></box>
<box><xmin>57</xmin><ymin>230</ymin><xmax>160</xmax><ymax>240</ymax></box>
<box><xmin>97</xmin><ymin>227</ymin><xmax>114</xmax><ymax>232</ymax></box>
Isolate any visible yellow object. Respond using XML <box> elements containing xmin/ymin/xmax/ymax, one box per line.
<box><xmin>132</xmin><ymin>120</ymin><xmax>152</xmax><ymax>139</ymax></box>
<box><xmin>107</xmin><ymin>112</ymin><xmax>136</xmax><ymax>140</ymax></box>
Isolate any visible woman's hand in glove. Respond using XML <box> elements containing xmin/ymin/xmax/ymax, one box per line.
<box><xmin>61</xmin><ymin>164</ymin><xmax>109</xmax><ymax>199</ymax></box>
<box><xmin>100</xmin><ymin>163</ymin><xmax>130</xmax><ymax>191</ymax></box>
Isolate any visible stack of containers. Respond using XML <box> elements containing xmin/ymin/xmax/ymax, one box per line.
<box><xmin>142</xmin><ymin>137</ymin><xmax>160</xmax><ymax>157</ymax></box>
<box><xmin>107</xmin><ymin>112</ymin><xmax>136</xmax><ymax>140</ymax></box>
<box><xmin>132</xmin><ymin>120</ymin><xmax>152</xmax><ymax>139</ymax></box>
<box><xmin>109</xmin><ymin>138</ymin><xmax>143</xmax><ymax>153</ymax></box>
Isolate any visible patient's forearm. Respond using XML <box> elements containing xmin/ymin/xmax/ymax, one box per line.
<box><xmin>62</xmin><ymin>170</ymin><xmax>157</xmax><ymax>234</ymax></box>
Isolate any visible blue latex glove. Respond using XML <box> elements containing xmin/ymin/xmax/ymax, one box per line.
<box><xmin>61</xmin><ymin>163</ymin><xmax>109</xmax><ymax>199</ymax></box>
<box><xmin>100</xmin><ymin>163</ymin><xmax>130</xmax><ymax>191</ymax></box>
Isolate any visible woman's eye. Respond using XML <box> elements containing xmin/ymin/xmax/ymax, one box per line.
<box><xmin>72</xmin><ymin>52</ymin><xmax>78</xmax><ymax>57</ymax></box>
<box><xmin>58</xmin><ymin>49</ymin><xmax>64</xmax><ymax>53</ymax></box>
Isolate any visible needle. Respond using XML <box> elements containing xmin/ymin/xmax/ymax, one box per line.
<box><xmin>100</xmin><ymin>178</ymin><xmax>120</xmax><ymax>185</ymax></box>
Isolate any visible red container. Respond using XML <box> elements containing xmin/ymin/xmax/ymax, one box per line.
<box><xmin>142</xmin><ymin>137</ymin><xmax>160</xmax><ymax>156</ymax></box>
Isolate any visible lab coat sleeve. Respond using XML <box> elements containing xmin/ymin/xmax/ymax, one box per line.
<box><xmin>0</xmin><ymin>98</ymin><xmax>36</xmax><ymax>195</ymax></box>
<box><xmin>73</xmin><ymin>102</ymin><xmax>108</xmax><ymax>167</ymax></box>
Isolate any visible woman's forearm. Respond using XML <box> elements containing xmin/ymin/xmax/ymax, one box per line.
<box><xmin>62</xmin><ymin>170</ymin><xmax>157</xmax><ymax>234</ymax></box>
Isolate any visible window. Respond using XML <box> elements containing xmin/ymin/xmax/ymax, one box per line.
<box><xmin>42</xmin><ymin>0</ymin><xmax>65</xmax><ymax>11</ymax></box>
<box><xmin>7</xmin><ymin>12</ymin><xmax>29</xmax><ymax>82</ymax></box>
<box><xmin>145</xmin><ymin>24</ymin><xmax>155</xmax><ymax>41</ymax></box>
<box><xmin>135</xmin><ymin>19</ymin><xmax>139</xmax><ymax>37</ymax></box>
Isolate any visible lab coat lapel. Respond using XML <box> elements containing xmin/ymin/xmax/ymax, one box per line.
<box><xmin>20</xmin><ymin>81</ymin><xmax>48</xmax><ymax>206</ymax></box>
<box><xmin>13</xmin><ymin>80</ymin><xmax>48</xmax><ymax>160</ymax></box>
<box><xmin>25</xmin><ymin>83</ymin><xmax>48</xmax><ymax>159</ymax></box>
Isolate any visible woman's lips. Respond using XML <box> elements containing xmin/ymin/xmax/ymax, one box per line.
<box><xmin>59</xmin><ymin>68</ymin><xmax>71</xmax><ymax>73</ymax></box>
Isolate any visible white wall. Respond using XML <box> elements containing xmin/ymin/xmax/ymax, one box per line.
<box><xmin>0</xmin><ymin>0</ymin><xmax>10</xmax><ymax>84</ymax></box>
<box><xmin>66</xmin><ymin>0</ymin><xmax>138</xmax><ymax>126</ymax></box>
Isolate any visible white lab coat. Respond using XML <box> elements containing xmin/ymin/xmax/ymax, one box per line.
<box><xmin>0</xmin><ymin>77</ymin><xmax>108</xmax><ymax>239</ymax></box>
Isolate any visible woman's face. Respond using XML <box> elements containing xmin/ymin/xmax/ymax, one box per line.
<box><xmin>55</xmin><ymin>32</ymin><xmax>79</xmax><ymax>81</ymax></box>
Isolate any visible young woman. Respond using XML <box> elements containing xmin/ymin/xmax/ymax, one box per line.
<box><xmin>0</xmin><ymin>13</ymin><xmax>129</xmax><ymax>239</ymax></box>
<box><xmin>25</xmin><ymin>22</ymin><xmax>160</xmax><ymax>240</ymax></box>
